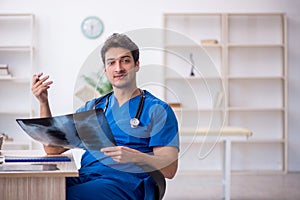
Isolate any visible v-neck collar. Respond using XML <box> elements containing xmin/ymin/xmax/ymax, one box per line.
<box><xmin>111</xmin><ymin>93</ymin><xmax>141</xmax><ymax>109</ymax></box>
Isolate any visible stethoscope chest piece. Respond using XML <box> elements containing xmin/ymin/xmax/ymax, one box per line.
<box><xmin>130</xmin><ymin>118</ymin><xmax>140</xmax><ymax>128</ymax></box>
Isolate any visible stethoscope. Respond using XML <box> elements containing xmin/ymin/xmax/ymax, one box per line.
<box><xmin>94</xmin><ymin>89</ymin><xmax>145</xmax><ymax>128</ymax></box>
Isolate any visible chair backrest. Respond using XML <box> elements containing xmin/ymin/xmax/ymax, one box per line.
<box><xmin>148</xmin><ymin>169</ymin><xmax>166</xmax><ymax>200</ymax></box>
<box><xmin>138</xmin><ymin>164</ymin><xmax>166</xmax><ymax>200</ymax></box>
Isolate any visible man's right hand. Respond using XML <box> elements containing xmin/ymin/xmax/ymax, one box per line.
<box><xmin>31</xmin><ymin>72</ymin><xmax>53</xmax><ymax>104</ymax></box>
<box><xmin>31</xmin><ymin>73</ymin><xmax>67</xmax><ymax>155</ymax></box>
<box><xmin>31</xmin><ymin>72</ymin><xmax>53</xmax><ymax>118</ymax></box>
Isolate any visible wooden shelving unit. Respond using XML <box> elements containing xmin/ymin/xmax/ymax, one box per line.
<box><xmin>0</xmin><ymin>13</ymin><xmax>36</xmax><ymax>150</ymax></box>
<box><xmin>163</xmin><ymin>13</ymin><xmax>287</xmax><ymax>172</ymax></box>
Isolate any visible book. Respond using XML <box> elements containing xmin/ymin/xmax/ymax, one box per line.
<box><xmin>0</xmin><ymin>64</ymin><xmax>8</xmax><ymax>69</ymax></box>
<box><xmin>0</xmin><ymin>64</ymin><xmax>9</xmax><ymax>76</ymax></box>
<box><xmin>201</xmin><ymin>39</ymin><xmax>218</xmax><ymax>45</ymax></box>
<box><xmin>16</xmin><ymin>108</ymin><xmax>116</xmax><ymax>150</ymax></box>
<box><xmin>4</xmin><ymin>156</ymin><xmax>71</xmax><ymax>163</ymax></box>
<box><xmin>168</xmin><ymin>103</ymin><xmax>181</xmax><ymax>108</ymax></box>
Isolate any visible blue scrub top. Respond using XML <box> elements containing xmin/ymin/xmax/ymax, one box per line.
<box><xmin>69</xmin><ymin>90</ymin><xmax>179</xmax><ymax>200</ymax></box>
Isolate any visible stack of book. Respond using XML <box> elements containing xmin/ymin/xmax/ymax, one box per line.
<box><xmin>168</xmin><ymin>103</ymin><xmax>182</xmax><ymax>109</ymax></box>
<box><xmin>0</xmin><ymin>64</ymin><xmax>12</xmax><ymax>78</ymax></box>
<box><xmin>201</xmin><ymin>39</ymin><xmax>218</xmax><ymax>45</ymax></box>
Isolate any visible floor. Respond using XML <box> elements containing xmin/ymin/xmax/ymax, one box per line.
<box><xmin>164</xmin><ymin>172</ymin><xmax>300</xmax><ymax>200</ymax></box>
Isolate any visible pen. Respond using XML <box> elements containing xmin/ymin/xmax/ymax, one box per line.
<box><xmin>35</xmin><ymin>72</ymin><xmax>43</xmax><ymax>82</ymax></box>
<box><xmin>36</xmin><ymin>75</ymin><xmax>41</xmax><ymax>82</ymax></box>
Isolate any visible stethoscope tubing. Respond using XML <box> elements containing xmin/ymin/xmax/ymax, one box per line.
<box><xmin>94</xmin><ymin>89</ymin><xmax>145</xmax><ymax>128</ymax></box>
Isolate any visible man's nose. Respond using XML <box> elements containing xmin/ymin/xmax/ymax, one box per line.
<box><xmin>114</xmin><ymin>60</ymin><xmax>124</xmax><ymax>71</ymax></box>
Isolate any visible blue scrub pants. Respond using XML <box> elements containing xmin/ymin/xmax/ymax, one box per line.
<box><xmin>66</xmin><ymin>176</ymin><xmax>144</xmax><ymax>200</ymax></box>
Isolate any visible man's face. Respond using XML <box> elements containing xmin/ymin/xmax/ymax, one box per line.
<box><xmin>104</xmin><ymin>47</ymin><xmax>139</xmax><ymax>89</ymax></box>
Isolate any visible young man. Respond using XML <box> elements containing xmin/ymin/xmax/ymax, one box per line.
<box><xmin>32</xmin><ymin>33</ymin><xmax>179</xmax><ymax>200</ymax></box>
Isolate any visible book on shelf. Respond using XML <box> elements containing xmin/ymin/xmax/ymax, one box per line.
<box><xmin>168</xmin><ymin>103</ymin><xmax>182</xmax><ymax>108</ymax></box>
<box><xmin>0</xmin><ymin>64</ymin><xmax>10</xmax><ymax>76</ymax></box>
<box><xmin>0</xmin><ymin>64</ymin><xmax>8</xmax><ymax>69</ymax></box>
<box><xmin>201</xmin><ymin>39</ymin><xmax>218</xmax><ymax>45</ymax></box>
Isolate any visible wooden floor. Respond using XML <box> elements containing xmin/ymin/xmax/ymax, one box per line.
<box><xmin>164</xmin><ymin>172</ymin><xmax>300</xmax><ymax>200</ymax></box>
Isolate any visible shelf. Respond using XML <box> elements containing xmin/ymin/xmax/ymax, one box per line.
<box><xmin>227</xmin><ymin>76</ymin><xmax>285</xmax><ymax>80</ymax></box>
<box><xmin>0</xmin><ymin>13</ymin><xmax>34</xmax><ymax>17</ymax></box>
<box><xmin>0</xmin><ymin>109</ymin><xmax>31</xmax><ymax>116</ymax></box>
<box><xmin>234</xmin><ymin>138</ymin><xmax>285</xmax><ymax>143</ymax></box>
<box><xmin>172</xmin><ymin>108</ymin><xmax>224</xmax><ymax>112</ymax></box>
<box><xmin>0</xmin><ymin>76</ymin><xmax>30</xmax><ymax>82</ymax></box>
<box><xmin>2</xmin><ymin>141</ymin><xmax>31</xmax><ymax>150</ymax></box>
<box><xmin>164</xmin><ymin>14</ymin><xmax>223</xmax><ymax>46</ymax></box>
<box><xmin>0</xmin><ymin>52</ymin><xmax>33</xmax><ymax>78</ymax></box>
<box><xmin>164</xmin><ymin>43</ymin><xmax>223</xmax><ymax>78</ymax></box>
<box><xmin>166</xmin><ymin>76</ymin><xmax>223</xmax><ymax>80</ymax></box>
<box><xmin>0</xmin><ymin>13</ymin><xmax>34</xmax><ymax>47</ymax></box>
<box><xmin>228</xmin><ymin>14</ymin><xmax>284</xmax><ymax>44</ymax></box>
<box><xmin>228</xmin><ymin>107</ymin><xmax>285</xmax><ymax>112</ymax></box>
<box><xmin>0</xmin><ymin>45</ymin><xmax>33</xmax><ymax>51</ymax></box>
<box><xmin>0</xmin><ymin>111</ymin><xmax>30</xmax><ymax>115</ymax></box>
<box><xmin>0</xmin><ymin>74</ymin><xmax>12</xmax><ymax>79</ymax></box>
<box><xmin>165</xmin><ymin>44</ymin><xmax>223</xmax><ymax>48</ymax></box>
<box><xmin>229</xmin><ymin>112</ymin><xmax>284</xmax><ymax>140</ymax></box>
<box><xmin>229</xmin><ymin>79</ymin><xmax>283</xmax><ymax>108</ymax></box>
<box><xmin>164</xmin><ymin>13</ymin><xmax>287</xmax><ymax>172</ymax></box>
<box><xmin>228</xmin><ymin>46</ymin><xmax>284</xmax><ymax>77</ymax></box>
<box><xmin>0</xmin><ymin>13</ymin><xmax>35</xmax><ymax>150</ymax></box>
<box><xmin>179</xmin><ymin>135</ymin><xmax>285</xmax><ymax>144</ymax></box>
<box><xmin>228</xmin><ymin>44</ymin><xmax>284</xmax><ymax>47</ymax></box>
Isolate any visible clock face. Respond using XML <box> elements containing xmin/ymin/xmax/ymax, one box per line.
<box><xmin>81</xmin><ymin>16</ymin><xmax>104</xmax><ymax>39</ymax></box>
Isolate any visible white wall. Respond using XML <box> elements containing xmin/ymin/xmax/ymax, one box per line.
<box><xmin>1</xmin><ymin>0</ymin><xmax>300</xmax><ymax>171</ymax></box>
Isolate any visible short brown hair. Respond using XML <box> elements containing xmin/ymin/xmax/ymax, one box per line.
<box><xmin>101</xmin><ymin>33</ymin><xmax>139</xmax><ymax>64</ymax></box>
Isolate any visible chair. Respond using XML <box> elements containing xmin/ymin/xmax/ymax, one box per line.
<box><xmin>139</xmin><ymin>164</ymin><xmax>166</xmax><ymax>200</ymax></box>
<box><xmin>148</xmin><ymin>169</ymin><xmax>166</xmax><ymax>200</ymax></box>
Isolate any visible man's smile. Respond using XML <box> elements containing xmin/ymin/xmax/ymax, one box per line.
<box><xmin>113</xmin><ymin>73</ymin><xmax>127</xmax><ymax>80</ymax></box>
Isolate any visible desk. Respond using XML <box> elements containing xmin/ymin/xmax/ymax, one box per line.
<box><xmin>0</xmin><ymin>150</ymin><xmax>78</xmax><ymax>200</ymax></box>
<box><xmin>181</xmin><ymin>126</ymin><xmax>252</xmax><ymax>200</ymax></box>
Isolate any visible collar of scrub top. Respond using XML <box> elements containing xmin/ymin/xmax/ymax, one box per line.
<box><xmin>94</xmin><ymin>89</ymin><xmax>145</xmax><ymax>128</ymax></box>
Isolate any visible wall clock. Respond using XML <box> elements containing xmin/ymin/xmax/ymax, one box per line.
<box><xmin>81</xmin><ymin>16</ymin><xmax>104</xmax><ymax>39</ymax></box>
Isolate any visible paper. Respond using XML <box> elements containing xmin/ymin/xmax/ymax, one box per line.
<box><xmin>16</xmin><ymin>109</ymin><xmax>116</xmax><ymax>150</ymax></box>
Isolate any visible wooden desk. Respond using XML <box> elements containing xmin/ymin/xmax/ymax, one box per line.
<box><xmin>0</xmin><ymin>150</ymin><xmax>78</xmax><ymax>200</ymax></box>
<box><xmin>180</xmin><ymin>127</ymin><xmax>252</xmax><ymax>200</ymax></box>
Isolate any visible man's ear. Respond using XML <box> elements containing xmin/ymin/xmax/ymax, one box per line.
<box><xmin>135</xmin><ymin>61</ymin><xmax>140</xmax><ymax>72</ymax></box>
<box><xmin>104</xmin><ymin>66</ymin><xmax>108</xmax><ymax>76</ymax></box>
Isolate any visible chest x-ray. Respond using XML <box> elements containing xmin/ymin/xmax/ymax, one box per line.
<box><xmin>16</xmin><ymin>108</ymin><xmax>116</xmax><ymax>150</ymax></box>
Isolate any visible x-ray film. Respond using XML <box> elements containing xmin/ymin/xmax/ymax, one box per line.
<box><xmin>16</xmin><ymin>109</ymin><xmax>116</xmax><ymax>150</ymax></box>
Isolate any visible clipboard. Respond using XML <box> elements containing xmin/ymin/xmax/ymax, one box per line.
<box><xmin>16</xmin><ymin>108</ymin><xmax>116</xmax><ymax>150</ymax></box>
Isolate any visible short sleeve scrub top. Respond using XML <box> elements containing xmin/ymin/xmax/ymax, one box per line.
<box><xmin>66</xmin><ymin>90</ymin><xmax>179</xmax><ymax>200</ymax></box>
